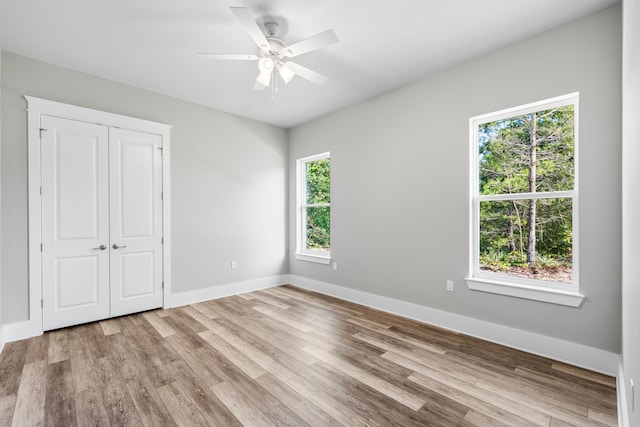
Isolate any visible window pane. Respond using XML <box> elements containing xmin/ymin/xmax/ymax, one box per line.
<box><xmin>479</xmin><ymin>198</ymin><xmax>572</xmax><ymax>283</ymax></box>
<box><xmin>479</xmin><ymin>105</ymin><xmax>574</xmax><ymax>195</ymax></box>
<box><xmin>306</xmin><ymin>206</ymin><xmax>330</xmax><ymax>252</ymax></box>
<box><xmin>306</xmin><ymin>158</ymin><xmax>330</xmax><ymax>204</ymax></box>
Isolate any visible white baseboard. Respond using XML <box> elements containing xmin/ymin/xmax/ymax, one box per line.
<box><xmin>287</xmin><ymin>274</ymin><xmax>619</xmax><ymax>376</ymax></box>
<box><xmin>0</xmin><ymin>325</ymin><xmax>4</xmax><ymax>354</ymax></box>
<box><xmin>166</xmin><ymin>275</ymin><xmax>287</xmax><ymax>308</ymax></box>
<box><xmin>1</xmin><ymin>273</ymin><xmax>620</xmax><ymax>377</ymax></box>
<box><xmin>2</xmin><ymin>318</ymin><xmax>42</xmax><ymax>343</ymax></box>
<box><xmin>2</xmin><ymin>275</ymin><xmax>288</xmax><ymax>344</ymax></box>
<box><xmin>618</xmin><ymin>358</ymin><xmax>630</xmax><ymax>427</ymax></box>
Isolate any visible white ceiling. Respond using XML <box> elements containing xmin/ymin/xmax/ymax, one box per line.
<box><xmin>0</xmin><ymin>0</ymin><xmax>619</xmax><ymax>128</ymax></box>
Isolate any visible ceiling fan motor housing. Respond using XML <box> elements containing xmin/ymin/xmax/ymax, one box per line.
<box><xmin>264</xmin><ymin>22</ymin><xmax>280</xmax><ymax>37</ymax></box>
<box><xmin>265</xmin><ymin>38</ymin><xmax>287</xmax><ymax>57</ymax></box>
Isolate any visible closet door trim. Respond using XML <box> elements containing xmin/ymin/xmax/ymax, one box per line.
<box><xmin>26</xmin><ymin>96</ymin><xmax>172</xmax><ymax>336</ymax></box>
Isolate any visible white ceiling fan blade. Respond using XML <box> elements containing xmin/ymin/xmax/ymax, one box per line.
<box><xmin>282</xmin><ymin>62</ymin><xmax>328</xmax><ymax>85</ymax></box>
<box><xmin>282</xmin><ymin>29</ymin><xmax>339</xmax><ymax>58</ymax></box>
<box><xmin>253</xmin><ymin>80</ymin><xmax>267</xmax><ymax>90</ymax></box>
<box><xmin>196</xmin><ymin>53</ymin><xmax>259</xmax><ymax>60</ymax></box>
<box><xmin>229</xmin><ymin>7</ymin><xmax>270</xmax><ymax>52</ymax></box>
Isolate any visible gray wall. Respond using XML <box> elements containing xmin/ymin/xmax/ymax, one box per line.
<box><xmin>0</xmin><ymin>49</ymin><xmax>3</xmax><ymax>340</ymax></box>
<box><xmin>289</xmin><ymin>6</ymin><xmax>622</xmax><ymax>353</ymax></box>
<box><xmin>1</xmin><ymin>52</ymin><xmax>288</xmax><ymax>324</ymax></box>
<box><xmin>0</xmin><ymin>6</ymin><xmax>623</xmax><ymax>358</ymax></box>
<box><xmin>622</xmin><ymin>0</ymin><xmax>640</xmax><ymax>422</ymax></box>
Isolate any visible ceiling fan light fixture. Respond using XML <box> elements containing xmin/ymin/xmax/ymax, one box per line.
<box><xmin>256</xmin><ymin>71</ymin><xmax>271</xmax><ymax>87</ymax></box>
<box><xmin>277</xmin><ymin>63</ymin><xmax>295</xmax><ymax>84</ymax></box>
<box><xmin>258</xmin><ymin>57</ymin><xmax>274</xmax><ymax>74</ymax></box>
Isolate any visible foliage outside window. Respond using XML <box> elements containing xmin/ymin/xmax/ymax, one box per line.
<box><xmin>468</xmin><ymin>94</ymin><xmax>581</xmax><ymax>304</ymax></box>
<box><xmin>296</xmin><ymin>153</ymin><xmax>330</xmax><ymax>263</ymax></box>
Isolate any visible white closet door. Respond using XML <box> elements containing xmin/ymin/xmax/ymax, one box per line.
<box><xmin>109</xmin><ymin>128</ymin><xmax>163</xmax><ymax>316</ymax></box>
<box><xmin>42</xmin><ymin>116</ymin><xmax>110</xmax><ymax>330</ymax></box>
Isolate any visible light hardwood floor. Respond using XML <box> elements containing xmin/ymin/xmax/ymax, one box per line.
<box><xmin>0</xmin><ymin>285</ymin><xmax>617</xmax><ymax>426</ymax></box>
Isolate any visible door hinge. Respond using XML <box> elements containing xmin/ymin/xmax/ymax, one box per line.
<box><xmin>157</xmin><ymin>147</ymin><xmax>163</xmax><ymax>154</ymax></box>
<box><xmin>161</xmin><ymin>237</ymin><xmax>164</xmax><ymax>245</ymax></box>
<box><xmin>39</xmin><ymin>128</ymin><xmax>47</xmax><ymax>138</ymax></box>
<box><xmin>40</xmin><ymin>243</ymin><xmax>43</xmax><ymax>252</ymax></box>
<box><xmin>41</xmin><ymin>299</ymin><xmax>43</xmax><ymax>308</ymax></box>
<box><xmin>161</xmin><ymin>192</ymin><xmax>163</xmax><ymax>201</ymax></box>
<box><xmin>40</xmin><ymin>186</ymin><xmax>42</xmax><ymax>196</ymax></box>
<box><xmin>162</xmin><ymin>282</ymin><xmax>165</xmax><ymax>289</ymax></box>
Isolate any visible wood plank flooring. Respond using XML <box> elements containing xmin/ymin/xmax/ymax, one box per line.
<box><xmin>0</xmin><ymin>285</ymin><xmax>617</xmax><ymax>426</ymax></box>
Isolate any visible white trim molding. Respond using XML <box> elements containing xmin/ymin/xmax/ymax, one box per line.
<box><xmin>465</xmin><ymin>277</ymin><xmax>585</xmax><ymax>307</ymax></box>
<box><xmin>0</xmin><ymin>326</ymin><xmax>4</xmax><ymax>354</ymax></box>
<box><xmin>166</xmin><ymin>275</ymin><xmax>287</xmax><ymax>308</ymax></box>
<box><xmin>295</xmin><ymin>253</ymin><xmax>331</xmax><ymax>265</ymax></box>
<box><xmin>2</xmin><ymin>318</ymin><xmax>42</xmax><ymax>343</ymax></box>
<box><xmin>287</xmin><ymin>274</ymin><xmax>618</xmax><ymax>375</ymax></box>
<box><xmin>618</xmin><ymin>358</ymin><xmax>630</xmax><ymax>427</ymax></box>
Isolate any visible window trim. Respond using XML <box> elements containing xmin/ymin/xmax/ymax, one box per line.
<box><xmin>466</xmin><ymin>93</ymin><xmax>584</xmax><ymax>307</ymax></box>
<box><xmin>295</xmin><ymin>152</ymin><xmax>331</xmax><ymax>264</ymax></box>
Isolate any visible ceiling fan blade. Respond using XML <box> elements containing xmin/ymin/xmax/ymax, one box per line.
<box><xmin>282</xmin><ymin>62</ymin><xmax>328</xmax><ymax>85</ymax></box>
<box><xmin>229</xmin><ymin>7</ymin><xmax>270</xmax><ymax>52</ymax></box>
<box><xmin>282</xmin><ymin>29</ymin><xmax>338</xmax><ymax>58</ymax></box>
<box><xmin>196</xmin><ymin>53</ymin><xmax>259</xmax><ymax>60</ymax></box>
<box><xmin>253</xmin><ymin>80</ymin><xmax>267</xmax><ymax>90</ymax></box>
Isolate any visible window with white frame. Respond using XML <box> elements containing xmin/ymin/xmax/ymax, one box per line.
<box><xmin>467</xmin><ymin>93</ymin><xmax>584</xmax><ymax>306</ymax></box>
<box><xmin>296</xmin><ymin>152</ymin><xmax>331</xmax><ymax>264</ymax></box>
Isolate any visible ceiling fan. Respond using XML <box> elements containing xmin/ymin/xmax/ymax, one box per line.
<box><xmin>198</xmin><ymin>7</ymin><xmax>339</xmax><ymax>91</ymax></box>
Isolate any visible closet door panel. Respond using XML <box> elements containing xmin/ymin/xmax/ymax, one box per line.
<box><xmin>55</xmin><ymin>257</ymin><xmax>100</xmax><ymax>308</ymax></box>
<box><xmin>41</xmin><ymin>116</ymin><xmax>110</xmax><ymax>331</ymax></box>
<box><xmin>109</xmin><ymin>128</ymin><xmax>163</xmax><ymax>316</ymax></box>
<box><xmin>119</xmin><ymin>252</ymin><xmax>155</xmax><ymax>298</ymax></box>
<box><xmin>120</xmin><ymin>141</ymin><xmax>155</xmax><ymax>237</ymax></box>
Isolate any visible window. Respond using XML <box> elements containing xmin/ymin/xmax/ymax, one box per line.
<box><xmin>467</xmin><ymin>93</ymin><xmax>584</xmax><ymax>306</ymax></box>
<box><xmin>296</xmin><ymin>152</ymin><xmax>331</xmax><ymax>264</ymax></box>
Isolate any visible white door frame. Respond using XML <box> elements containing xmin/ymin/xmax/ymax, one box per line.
<box><xmin>26</xmin><ymin>96</ymin><xmax>172</xmax><ymax>336</ymax></box>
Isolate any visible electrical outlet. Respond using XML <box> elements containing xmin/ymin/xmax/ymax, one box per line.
<box><xmin>332</xmin><ymin>262</ymin><xmax>338</xmax><ymax>270</ymax></box>
<box><xmin>231</xmin><ymin>261</ymin><xmax>237</xmax><ymax>269</ymax></box>
<box><xmin>446</xmin><ymin>280</ymin><xmax>454</xmax><ymax>292</ymax></box>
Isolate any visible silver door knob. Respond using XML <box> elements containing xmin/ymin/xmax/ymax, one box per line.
<box><xmin>112</xmin><ymin>244</ymin><xmax>127</xmax><ymax>249</ymax></box>
<box><xmin>92</xmin><ymin>244</ymin><xmax>107</xmax><ymax>250</ymax></box>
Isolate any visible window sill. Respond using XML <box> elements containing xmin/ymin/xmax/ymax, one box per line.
<box><xmin>465</xmin><ymin>277</ymin><xmax>585</xmax><ymax>307</ymax></box>
<box><xmin>295</xmin><ymin>252</ymin><xmax>331</xmax><ymax>265</ymax></box>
